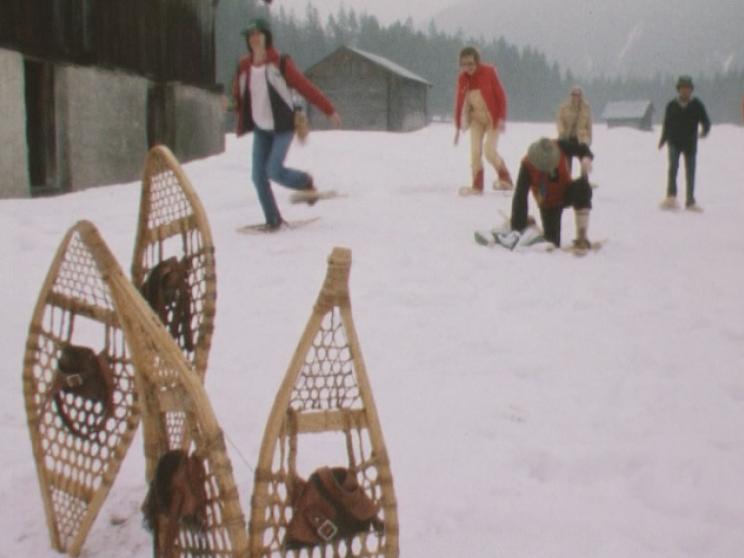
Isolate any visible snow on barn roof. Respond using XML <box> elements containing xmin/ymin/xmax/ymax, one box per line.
<box><xmin>345</xmin><ymin>46</ymin><xmax>431</xmax><ymax>86</ymax></box>
<box><xmin>602</xmin><ymin>100</ymin><xmax>653</xmax><ymax>120</ymax></box>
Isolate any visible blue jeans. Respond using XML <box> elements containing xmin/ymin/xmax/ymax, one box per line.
<box><xmin>252</xmin><ymin>128</ymin><xmax>311</xmax><ymax>226</ymax></box>
<box><xmin>667</xmin><ymin>145</ymin><xmax>697</xmax><ymax>206</ymax></box>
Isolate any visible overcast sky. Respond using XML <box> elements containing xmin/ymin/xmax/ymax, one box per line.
<box><xmin>267</xmin><ymin>0</ymin><xmax>451</xmax><ymax>25</ymax></box>
<box><xmin>265</xmin><ymin>0</ymin><xmax>743</xmax><ymax>78</ymax></box>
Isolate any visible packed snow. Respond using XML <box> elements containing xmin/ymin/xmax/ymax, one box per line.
<box><xmin>1</xmin><ymin>122</ymin><xmax>743</xmax><ymax>557</ymax></box>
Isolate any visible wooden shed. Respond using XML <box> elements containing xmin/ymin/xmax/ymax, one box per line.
<box><xmin>304</xmin><ymin>46</ymin><xmax>431</xmax><ymax>132</ymax></box>
<box><xmin>0</xmin><ymin>0</ymin><xmax>224</xmax><ymax>198</ymax></box>
<box><xmin>601</xmin><ymin>100</ymin><xmax>655</xmax><ymax>131</ymax></box>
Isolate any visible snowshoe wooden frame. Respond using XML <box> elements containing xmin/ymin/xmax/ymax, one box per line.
<box><xmin>122</xmin><ymin>319</ymin><xmax>250</xmax><ymax>558</ymax></box>
<box><xmin>132</xmin><ymin>144</ymin><xmax>217</xmax><ymax>380</ymax></box>
<box><xmin>25</xmin><ymin>221</ymin><xmax>248</xmax><ymax>557</ymax></box>
<box><xmin>248</xmin><ymin>247</ymin><xmax>399</xmax><ymax>558</ymax></box>
<box><xmin>111</xmin><ymin>224</ymin><xmax>249</xmax><ymax>557</ymax></box>
<box><xmin>23</xmin><ymin>221</ymin><xmax>141</xmax><ymax>556</ymax></box>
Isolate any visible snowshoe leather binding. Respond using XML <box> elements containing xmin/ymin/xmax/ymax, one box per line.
<box><xmin>285</xmin><ymin>466</ymin><xmax>383</xmax><ymax>550</ymax></box>
<box><xmin>50</xmin><ymin>343</ymin><xmax>115</xmax><ymax>439</ymax></box>
<box><xmin>142</xmin><ymin>450</ymin><xmax>208</xmax><ymax>558</ymax></box>
<box><xmin>140</xmin><ymin>256</ymin><xmax>194</xmax><ymax>352</ymax></box>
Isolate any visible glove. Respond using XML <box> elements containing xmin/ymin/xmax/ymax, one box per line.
<box><xmin>580</xmin><ymin>156</ymin><xmax>593</xmax><ymax>176</ymax></box>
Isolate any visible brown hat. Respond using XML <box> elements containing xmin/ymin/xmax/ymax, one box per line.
<box><xmin>527</xmin><ymin>138</ymin><xmax>560</xmax><ymax>173</ymax></box>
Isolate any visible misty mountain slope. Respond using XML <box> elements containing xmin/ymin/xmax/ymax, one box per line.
<box><xmin>433</xmin><ymin>0</ymin><xmax>744</xmax><ymax>78</ymax></box>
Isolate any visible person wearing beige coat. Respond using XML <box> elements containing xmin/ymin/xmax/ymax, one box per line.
<box><xmin>556</xmin><ymin>86</ymin><xmax>593</xmax><ymax>173</ymax></box>
<box><xmin>557</xmin><ymin>86</ymin><xmax>593</xmax><ymax>145</ymax></box>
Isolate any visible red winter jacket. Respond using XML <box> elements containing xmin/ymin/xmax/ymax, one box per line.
<box><xmin>510</xmin><ymin>151</ymin><xmax>571</xmax><ymax>232</ymax></box>
<box><xmin>510</xmin><ymin>139</ymin><xmax>594</xmax><ymax>232</ymax></box>
<box><xmin>454</xmin><ymin>63</ymin><xmax>508</xmax><ymax>129</ymax></box>
<box><xmin>522</xmin><ymin>152</ymin><xmax>572</xmax><ymax>209</ymax></box>
<box><xmin>232</xmin><ymin>48</ymin><xmax>335</xmax><ymax>136</ymax></box>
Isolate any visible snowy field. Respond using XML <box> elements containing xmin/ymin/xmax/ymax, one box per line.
<box><xmin>1</xmin><ymin>122</ymin><xmax>743</xmax><ymax>557</ymax></box>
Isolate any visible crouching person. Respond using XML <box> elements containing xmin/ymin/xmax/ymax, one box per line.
<box><xmin>508</xmin><ymin>137</ymin><xmax>594</xmax><ymax>249</ymax></box>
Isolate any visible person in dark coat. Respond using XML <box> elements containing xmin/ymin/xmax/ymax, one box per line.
<box><xmin>658</xmin><ymin>75</ymin><xmax>711</xmax><ymax>211</ymax></box>
<box><xmin>504</xmin><ymin>138</ymin><xmax>594</xmax><ymax>248</ymax></box>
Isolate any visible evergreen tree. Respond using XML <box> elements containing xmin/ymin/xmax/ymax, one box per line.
<box><xmin>215</xmin><ymin>2</ymin><xmax>744</xmax><ymax>123</ymax></box>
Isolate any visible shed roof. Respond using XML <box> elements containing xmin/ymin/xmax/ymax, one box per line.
<box><xmin>344</xmin><ymin>46</ymin><xmax>431</xmax><ymax>86</ymax></box>
<box><xmin>602</xmin><ymin>100</ymin><xmax>653</xmax><ymax>120</ymax></box>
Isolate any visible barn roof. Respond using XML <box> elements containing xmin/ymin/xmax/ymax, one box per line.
<box><xmin>345</xmin><ymin>46</ymin><xmax>431</xmax><ymax>86</ymax></box>
<box><xmin>602</xmin><ymin>100</ymin><xmax>653</xmax><ymax>120</ymax></box>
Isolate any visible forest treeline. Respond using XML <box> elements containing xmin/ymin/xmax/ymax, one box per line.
<box><xmin>216</xmin><ymin>0</ymin><xmax>744</xmax><ymax>124</ymax></box>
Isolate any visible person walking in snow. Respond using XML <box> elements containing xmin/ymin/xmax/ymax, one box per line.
<box><xmin>233</xmin><ymin>18</ymin><xmax>342</xmax><ymax>230</ymax></box>
<box><xmin>658</xmin><ymin>75</ymin><xmax>710</xmax><ymax>212</ymax></box>
<box><xmin>556</xmin><ymin>85</ymin><xmax>593</xmax><ymax>172</ymax></box>
<box><xmin>500</xmin><ymin>137</ymin><xmax>594</xmax><ymax>249</ymax></box>
<box><xmin>453</xmin><ymin>46</ymin><xmax>513</xmax><ymax>195</ymax></box>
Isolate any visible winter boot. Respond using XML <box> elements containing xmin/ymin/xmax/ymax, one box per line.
<box><xmin>494</xmin><ymin>165</ymin><xmax>513</xmax><ymax>190</ymax></box>
<box><xmin>685</xmin><ymin>202</ymin><xmax>703</xmax><ymax>213</ymax></box>
<box><xmin>659</xmin><ymin>196</ymin><xmax>679</xmax><ymax>210</ymax></box>
<box><xmin>474</xmin><ymin>168</ymin><xmax>484</xmax><ymax>191</ymax></box>
<box><xmin>458</xmin><ymin>169</ymin><xmax>484</xmax><ymax>196</ymax></box>
<box><xmin>289</xmin><ymin>176</ymin><xmax>320</xmax><ymax>205</ymax></box>
<box><xmin>573</xmin><ymin>208</ymin><xmax>591</xmax><ymax>250</ymax></box>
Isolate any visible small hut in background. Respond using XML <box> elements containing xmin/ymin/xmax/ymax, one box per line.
<box><xmin>305</xmin><ymin>46</ymin><xmax>431</xmax><ymax>132</ymax></box>
<box><xmin>601</xmin><ymin>100</ymin><xmax>655</xmax><ymax>130</ymax></box>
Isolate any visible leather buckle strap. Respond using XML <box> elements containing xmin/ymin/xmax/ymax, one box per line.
<box><xmin>63</xmin><ymin>373</ymin><xmax>84</xmax><ymax>388</ymax></box>
<box><xmin>317</xmin><ymin>518</ymin><xmax>338</xmax><ymax>542</ymax></box>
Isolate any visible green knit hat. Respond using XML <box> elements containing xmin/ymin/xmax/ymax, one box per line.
<box><xmin>527</xmin><ymin>138</ymin><xmax>560</xmax><ymax>173</ymax></box>
<box><xmin>676</xmin><ymin>75</ymin><xmax>694</xmax><ymax>90</ymax></box>
<box><xmin>242</xmin><ymin>18</ymin><xmax>271</xmax><ymax>37</ymax></box>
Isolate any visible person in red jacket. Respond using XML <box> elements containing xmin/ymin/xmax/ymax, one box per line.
<box><xmin>453</xmin><ymin>46</ymin><xmax>512</xmax><ymax>195</ymax></box>
<box><xmin>504</xmin><ymin>137</ymin><xmax>594</xmax><ymax>249</ymax></box>
<box><xmin>233</xmin><ymin>18</ymin><xmax>341</xmax><ymax>230</ymax></box>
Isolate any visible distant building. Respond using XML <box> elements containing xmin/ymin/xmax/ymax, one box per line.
<box><xmin>0</xmin><ymin>1</ymin><xmax>224</xmax><ymax>198</ymax></box>
<box><xmin>601</xmin><ymin>101</ymin><xmax>655</xmax><ymax>131</ymax></box>
<box><xmin>304</xmin><ymin>46</ymin><xmax>431</xmax><ymax>132</ymax></box>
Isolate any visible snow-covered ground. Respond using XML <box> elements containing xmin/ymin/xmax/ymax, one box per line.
<box><xmin>1</xmin><ymin>122</ymin><xmax>743</xmax><ymax>557</ymax></box>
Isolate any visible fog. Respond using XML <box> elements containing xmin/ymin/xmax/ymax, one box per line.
<box><xmin>268</xmin><ymin>0</ymin><xmax>744</xmax><ymax>79</ymax></box>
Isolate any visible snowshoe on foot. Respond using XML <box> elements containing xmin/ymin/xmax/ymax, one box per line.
<box><xmin>459</xmin><ymin>186</ymin><xmax>484</xmax><ymax>196</ymax></box>
<box><xmin>495</xmin><ymin>166</ymin><xmax>513</xmax><ymax>190</ymax></box>
<box><xmin>460</xmin><ymin>169</ymin><xmax>485</xmax><ymax>196</ymax></box>
<box><xmin>494</xmin><ymin>230</ymin><xmax>521</xmax><ymax>250</ymax></box>
<box><xmin>572</xmin><ymin>238</ymin><xmax>592</xmax><ymax>250</ymax></box>
<box><xmin>474</xmin><ymin>230</ymin><xmax>495</xmax><ymax>246</ymax></box>
<box><xmin>659</xmin><ymin>196</ymin><xmax>680</xmax><ymax>210</ymax></box>
<box><xmin>685</xmin><ymin>203</ymin><xmax>703</xmax><ymax>213</ymax></box>
<box><xmin>290</xmin><ymin>187</ymin><xmax>320</xmax><ymax>205</ymax></box>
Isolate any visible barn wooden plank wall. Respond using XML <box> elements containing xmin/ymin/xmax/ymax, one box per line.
<box><xmin>0</xmin><ymin>0</ymin><xmax>216</xmax><ymax>87</ymax></box>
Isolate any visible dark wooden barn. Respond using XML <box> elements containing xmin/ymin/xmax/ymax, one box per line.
<box><xmin>0</xmin><ymin>0</ymin><xmax>224</xmax><ymax>198</ymax></box>
<box><xmin>304</xmin><ymin>46</ymin><xmax>431</xmax><ymax>132</ymax></box>
<box><xmin>601</xmin><ymin>100</ymin><xmax>655</xmax><ymax>131</ymax></box>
